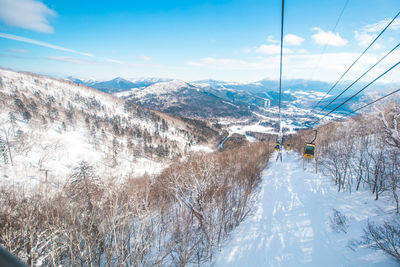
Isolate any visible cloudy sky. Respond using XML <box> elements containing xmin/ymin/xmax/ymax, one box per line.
<box><xmin>0</xmin><ymin>0</ymin><xmax>400</xmax><ymax>83</ymax></box>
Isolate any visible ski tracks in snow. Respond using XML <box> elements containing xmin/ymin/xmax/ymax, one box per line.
<box><xmin>215</xmin><ymin>152</ymin><xmax>396</xmax><ymax>267</ymax></box>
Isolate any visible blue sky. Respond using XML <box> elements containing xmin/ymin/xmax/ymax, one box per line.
<box><xmin>0</xmin><ymin>0</ymin><xmax>400</xmax><ymax>83</ymax></box>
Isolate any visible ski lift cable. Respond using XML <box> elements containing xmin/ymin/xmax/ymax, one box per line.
<box><xmin>309</xmin><ymin>0</ymin><xmax>350</xmax><ymax>81</ymax></box>
<box><xmin>318</xmin><ymin>60</ymin><xmax>400</xmax><ymax>122</ymax></box>
<box><xmin>278</xmin><ymin>0</ymin><xmax>285</xmax><ymax>138</ymax></box>
<box><xmin>316</xmin><ymin>41</ymin><xmax>400</xmax><ymax>115</ymax></box>
<box><xmin>345</xmin><ymin>88</ymin><xmax>400</xmax><ymax>116</ymax></box>
<box><xmin>310</xmin><ymin>10</ymin><xmax>400</xmax><ymax>113</ymax></box>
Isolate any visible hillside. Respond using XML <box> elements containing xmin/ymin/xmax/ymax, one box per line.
<box><xmin>69</xmin><ymin>76</ymin><xmax>375</xmax><ymax>131</ymax></box>
<box><xmin>0</xmin><ymin>68</ymin><xmax>224</xmax><ymax>190</ymax></box>
<box><xmin>116</xmin><ymin>79</ymin><xmax>253</xmax><ymax>118</ymax></box>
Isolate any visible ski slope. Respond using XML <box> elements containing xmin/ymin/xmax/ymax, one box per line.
<box><xmin>215</xmin><ymin>152</ymin><xmax>397</xmax><ymax>266</ymax></box>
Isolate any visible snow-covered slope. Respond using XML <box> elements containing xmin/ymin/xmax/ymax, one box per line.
<box><xmin>123</xmin><ymin>79</ymin><xmax>193</xmax><ymax>98</ymax></box>
<box><xmin>0</xmin><ymin>68</ymin><xmax>219</xmax><ymax>191</ymax></box>
<box><xmin>115</xmin><ymin>77</ymin><xmax>348</xmax><ymax>128</ymax></box>
<box><xmin>69</xmin><ymin>76</ymin><xmax>173</xmax><ymax>93</ymax></box>
<box><xmin>119</xmin><ymin>79</ymin><xmax>253</xmax><ymax>118</ymax></box>
<box><xmin>215</xmin><ymin>152</ymin><xmax>397</xmax><ymax>266</ymax></box>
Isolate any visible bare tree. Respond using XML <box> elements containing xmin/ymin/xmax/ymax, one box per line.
<box><xmin>67</xmin><ymin>161</ymin><xmax>102</xmax><ymax>212</ymax></box>
<box><xmin>380</xmin><ymin>103</ymin><xmax>400</xmax><ymax>149</ymax></box>
<box><xmin>0</xmin><ymin>129</ymin><xmax>13</xmax><ymax>166</ymax></box>
<box><xmin>362</xmin><ymin>220</ymin><xmax>400</xmax><ymax>263</ymax></box>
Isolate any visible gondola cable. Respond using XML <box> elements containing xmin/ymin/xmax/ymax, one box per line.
<box><xmin>309</xmin><ymin>0</ymin><xmax>350</xmax><ymax>81</ymax></box>
<box><xmin>319</xmin><ymin>60</ymin><xmax>400</xmax><ymax>122</ymax></box>
<box><xmin>278</xmin><ymin>0</ymin><xmax>285</xmax><ymax>138</ymax></box>
<box><xmin>302</xmin><ymin>0</ymin><xmax>349</xmax><ymax>161</ymax></box>
<box><xmin>346</xmin><ymin>88</ymin><xmax>400</xmax><ymax>116</ymax></box>
<box><xmin>275</xmin><ymin>0</ymin><xmax>285</xmax><ymax>161</ymax></box>
<box><xmin>316</xmin><ymin>41</ymin><xmax>400</xmax><ymax>115</ymax></box>
<box><xmin>310</xmin><ymin>10</ymin><xmax>400</xmax><ymax>113</ymax></box>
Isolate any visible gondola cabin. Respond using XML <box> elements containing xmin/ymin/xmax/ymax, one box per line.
<box><xmin>274</xmin><ymin>143</ymin><xmax>280</xmax><ymax>151</ymax></box>
<box><xmin>303</xmin><ymin>143</ymin><xmax>316</xmax><ymax>159</ymax></box>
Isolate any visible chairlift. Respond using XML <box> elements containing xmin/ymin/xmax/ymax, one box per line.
<box><xmin>303</xmin><ymin>130</ymin><xmax>317</xmax><ymax>159</ymax></box>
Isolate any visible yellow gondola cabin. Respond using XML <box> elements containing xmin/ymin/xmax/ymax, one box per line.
<box><xmin>274</xmin><ymin>143</ymin><xmax>280</xmax><ymax>151</ymax></box>
<box><xmin>303</xmin><ymin>143</ymin><xmax>316</xmax><ymax>159</ymax></box>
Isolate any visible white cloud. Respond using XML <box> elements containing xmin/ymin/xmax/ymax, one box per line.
<box><xmin>245</xmin><ymin>34</ymin><xmax>299</xmax><ymax>56</ymax></box>
<box><xmin>7</xmin><ymin>48</ymin><xmax>29</xmax><ymax>53</ymax></box>
<box><xmin>0</xmin><ymin>32</ymin><xmax>93</xmax><ymax>57</ymax></box>
<box><xmin>0</xmin><ymin>32</ymin><xmax>134</xmax><ymax>66</ymax></box>
<box><xmin>186</xmin><ymin>50</ymin><xmax>397</xmax><ymax>82</ymax></box>
<box><xmin>46</xmin><ymin>56</ymin><xmax>96</xmax><ymax>65</ymax></box>
<box><xmin>254</xmin><ymin>44</ymin><xmax>291</xmax><ymax>55</ymax></box>
<box><xmin>354</xmin><ymin>31</ymin><xmax>373</xmax><ymax>47</ymax></box>
<box><xmin>354</xmin><ymin>30</ymin><xmax>383</xmax><ymax>49</ymax></box>
<box><xmin>187</xmin><ymin>61</ymin><xmax>202</xmax><ymax>67</ymax></box>
<box><xmin>187</xmin><ymin>56</ymin><xmax>277</xmax><ymax>70</ymax></box>
<box><xmin>362</xmin><ymin>18</ymin><xmax>400</xmax><ymax>33</ymax></box>
<box><xmin>243</xmin><ymin>47</ymin><xmax>251</xmax><ymax>53</ymax></box>
<box><xmin>267</xmin><ymin>35</ymin><xmax>279</xmax><ymax>44</ymax></box>
<box><xmin>311</xmin><ymin>27</ymin><xmax>348</xmax><ymax>46</ymax></box>
<box><xmin>353</xmin><ymin>17</ymin><xmax>400</xmax><ymax>48</ymax></box>
<box><xmin>47</xmin><ymin>56</ymin><xmax>126</xmax><ymax>66</ymax></box>
<box><xmin>104</xmin><ymin>58</ymin><xmax>123</xmax><ymax>64</ymax></box>
<box><xmin>0</xmin><ymin>0</ymin><xmax>56</xmax><ymax>33</ymax></box>
<box><xmin>197</xmin><ymin>57</ymin><xmax>235</xmax><ymax>66</ymax></box>
<box><xmin>295</xmin><ymin>49</ymin><xmax>308</xmax><ymax>54</ymax></box>
<box><xmin>138</xmin><ymin>55</ymin><xmax>151</xmax><ymax>61</ymax></box>
<box><xmin>284</xmin><ymin>34</ymin><xmax>304</xmax><ymax>46</ymax></box>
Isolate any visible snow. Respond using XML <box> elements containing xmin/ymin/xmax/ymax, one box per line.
<box><xmin>128</xmin><ymin>77</ymin><xmax>172</xmax><ymax>83</ymax></box>
<box><xmin>228</xmin><ymin>123</ymin><xmax>275</xmax><ymax>136</ymax></box>
<box><xmin>215</xmin><ymin>152</ymin><xmax>397</xmax><ymax>266</ymax></box>
<box><xmin>132</xmin><ymin>79</ymin><xmax>192</xmax><ymax>97</ymax></box>
<box><xmin>285</xmin><ymin>89</ymin><xmax>331</xmax><ymax>99</ymax></box>
<box><xmin>190</xmin><ymin>144</ymin><xmax>214</xmax><ymax>152</ymax></box>
<box><xmin>0</xmin><ymin>69</ymin><xmax>209</xmax><ymax>193</ymax></box>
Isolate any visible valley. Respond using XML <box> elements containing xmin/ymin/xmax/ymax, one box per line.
<box><xmin>70</xmin><ymin>75</ymin><xmax>360</xmax><ymax>140</ymax></box>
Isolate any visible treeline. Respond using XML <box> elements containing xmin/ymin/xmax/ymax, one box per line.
<box><xmin>0</xmin><ymin>141</ymin><xmax>272</xmax><ymax>266</ymax></box>
<box><xmin>289</xmin><ymin>101</ymin><xmax>400</xmax><ymax>262</ymax></box>
<box><xmin>290</xmin><ymin>103</ymin><xmax>399</xmax><ymax>209</ymax></box>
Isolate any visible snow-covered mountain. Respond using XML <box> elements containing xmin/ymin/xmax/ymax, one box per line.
<box><xmin>68</xmin><ymin>76</ymin><xmax>172</xmax><ymax>93</ymax></box>
<box><xmin>0</xmin><ymin>68</ymin><xmax>224</xmax><ymax>190</ymax></box>
<box><xmin>67</xmin><ymin>75</ymin><xmax>384</xmax><ymax>132</ymax></box>
<box><xmin>130</xmin><ymin>79</ymin><xmax>193</xmax><ymax>97</ymax></box>
<box><xmin>118</xmin><ymin>79</ymin><xmax>253</xmax><ymax>118</ymax></box>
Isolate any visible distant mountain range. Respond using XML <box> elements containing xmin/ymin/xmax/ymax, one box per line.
<box><xmin>67</xmin><ymin>76</ymin><xmax>394</xmax><ymax>121</ymax></box>
<box><xmin>68</xmin><ymin>76</ymin><xmax>336</xmax><ymax>94</ymax></box>
<box><xmin>117</xmin><ymin>79</ymin><xmax>254</xmax><ymax>118</ymax></box>
<box><xmin>67</xmin><ymin>76</ymin><xmax>172</xmax><ymax>93</ymax></box>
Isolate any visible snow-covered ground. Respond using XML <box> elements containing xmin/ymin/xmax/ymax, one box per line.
<box><xmin>228</xmin><ymin>123</ymin><xmax>274</xmax><ymax>136</ymax></box>
<box><xmin>0</xmin><ymin>68</ymin><xmax>214</xmax><ymax>193</ymax></box>
<box><xmin>215</xmin><ymin>152</ymin><xmax>397</xmax><ymax>266</ymax></box>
